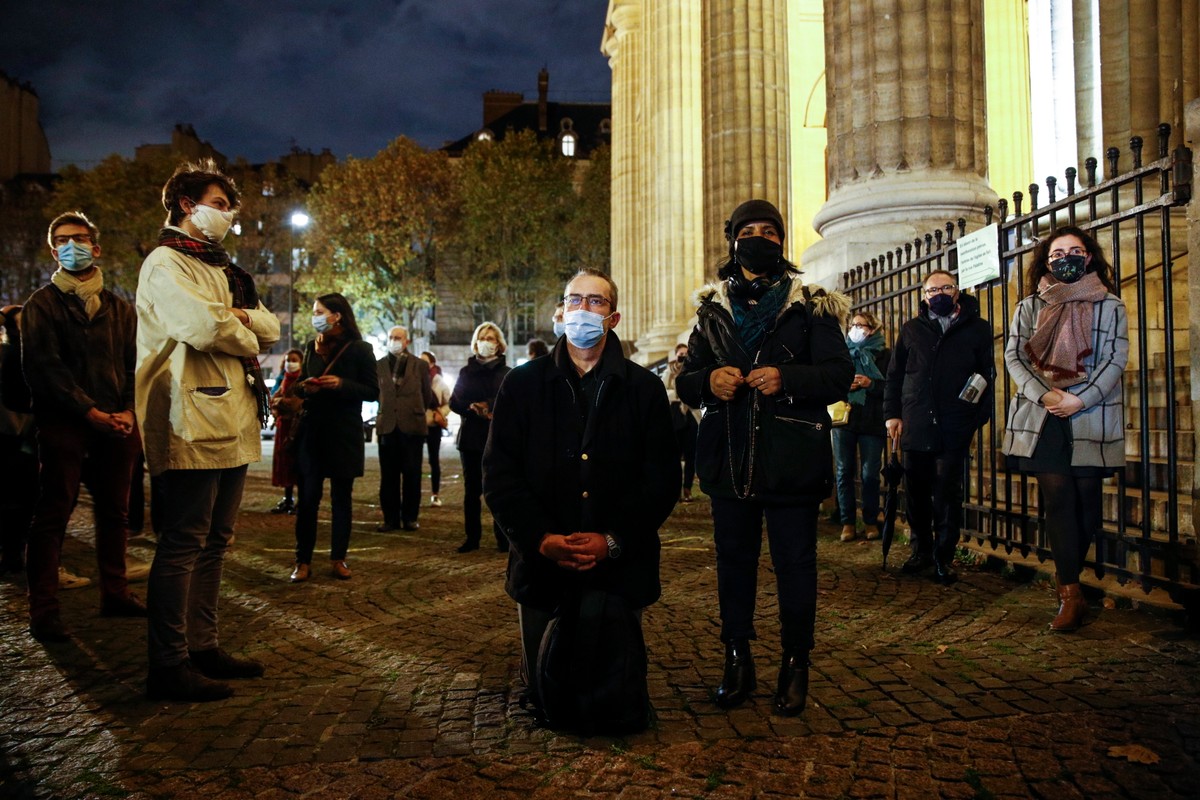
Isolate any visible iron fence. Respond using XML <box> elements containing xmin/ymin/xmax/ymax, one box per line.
<box><xmin>840</xmin><ymin>123</ymin><xmax>1197</xmax><ymax>616</ymax></box>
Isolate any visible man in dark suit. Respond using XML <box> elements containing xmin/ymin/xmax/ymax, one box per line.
<box><xmin>375</xmin><ymin>326</ymin><xmax>434</xmax><ymax>532</ymax></box>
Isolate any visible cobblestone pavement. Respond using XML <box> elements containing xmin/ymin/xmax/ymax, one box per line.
<box><xmin>2</xmin><ymin>446</ymin><xmax>1198</xmax><ymax>799</ymax></box>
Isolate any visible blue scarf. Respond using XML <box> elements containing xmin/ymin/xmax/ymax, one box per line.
<box><xmin>846</xmin><ymin>330</ymin><xmax>884</xmax><ymax>405</ymax></box>
<box><xmin>730</xmin><ymin>277</ymin><xmax>791</xmax><ymax>354</ymax></box>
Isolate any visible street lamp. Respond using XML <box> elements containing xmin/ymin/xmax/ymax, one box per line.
<box><xmin>288</xmin><ymin>211</ymin><xmax>310</xmax><ymax>350</ymax></box>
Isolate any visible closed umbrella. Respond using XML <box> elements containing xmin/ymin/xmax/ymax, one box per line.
<box><xmin>879</xmin><ymin>442</ymin><xmax>905</xmax><ymax>569</ymax></box>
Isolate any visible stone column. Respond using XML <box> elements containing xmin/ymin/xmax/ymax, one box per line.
<box><xmin>702</xmin><ymin>0</ymin><xmax>792</xmax><ymax>267</ymax></box>
<box><xmin>803</xmin><ymin>0</ymin><xmax>997</xmax><ymax>288</ymax></box>
<box><xmin>633</xmin><ymin>0</ymin><xmax>705</xmax><ymax>362</ymax></box>
<box><xmin>602</xmin><ymin>1</ymin><xmax>643</xmax><ymax>344</ymax></box>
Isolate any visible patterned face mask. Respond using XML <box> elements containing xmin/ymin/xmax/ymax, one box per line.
<box><xmin>1048</xmin><ymin>254</ymin><xmax>1087</xmax><ymax>283</ymax></box>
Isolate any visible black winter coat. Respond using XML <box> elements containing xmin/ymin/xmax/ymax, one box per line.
<box><xmin>483</xmin><ymin>333</ymin><xmax>679</xmax><ymax>612</ymax></box>
<box><xmin>883</xmin><ymin>292</ymin><xmax>994</xmax><ymax>453</ymax></box>
<box><xmin>297</xmin><ymin>337</ymin><xmax>379</xmax><ymax>479</ymax></box>
<box><xmin>21</xmin><ymin>283</ymin><xmax>136</xmax><ymax>420</ymax></box>
<box><xmin>450</xmin><ymin>355</ymin><xmax>510</xmax><ymax>452</ymax></box>
<box><xmin>676</xmin><ymin>279</ymin><xmax>854</xmax><ymax>504</ymax></box>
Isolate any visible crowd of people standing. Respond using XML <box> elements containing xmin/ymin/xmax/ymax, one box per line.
<box><xmin>0</xmin><ymin>172</ymin><xmax>1129</xmax><ymax>722</ymax></box>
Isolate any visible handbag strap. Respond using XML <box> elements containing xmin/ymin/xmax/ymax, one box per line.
<box><xmin>319</xmin><ymin>341</ymin><xmax>353</xmax><ymax>377</ymax></box>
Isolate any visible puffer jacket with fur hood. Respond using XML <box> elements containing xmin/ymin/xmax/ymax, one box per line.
<box><xmin>676</xmin><ymin>277</ymin><xmax>853</xmax><ymax>504</ymax></box>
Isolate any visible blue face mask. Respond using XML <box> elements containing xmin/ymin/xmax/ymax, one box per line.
<box><xmin>563</xmin><ymin>309</ymin><xmax>611</xmax><ymax>349</ymax></box>
<box><xmin>312</xmin><ymin>314</ymin><xmax>331</xmax><ymax>333</ymax></box>
<box><xmin>57</xmin><ymin>241</ymin><xmax>95</xmax><ymax>273</ymax></box>
<box><xmin>553</xmin><ymin>320</ymin><xmax>566</xmax><ymax>338</ymax></box>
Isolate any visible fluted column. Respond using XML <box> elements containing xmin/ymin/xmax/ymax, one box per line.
<box><xmin>602</xmin><ymin>2</ymin><xmax>643</xmax><ymax>344</ymax></box>
<box><xmin>633</xmin><ymin>0</ymin><xmax>705</xmax><ymax>362</ymax></box>
<box><xmin>702</xmin><ymin>0</ymin><xmax>792</xmax><ymax>267</ymax></box>
<box><xmin>803</xmin><ymin>0</ymin><xmax>997</xmax><ymax>288</ymax></box>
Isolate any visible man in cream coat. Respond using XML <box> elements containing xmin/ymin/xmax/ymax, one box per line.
<box><xmin>136</xmin><ymin>159</ymin><xmax>280</xmax><ymax>702</ymax></box>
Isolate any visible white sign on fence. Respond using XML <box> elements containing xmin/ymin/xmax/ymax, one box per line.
<box><xmin>956</xmin><ymin>223</ymin><xmax>1001</xmax><ymax>289</ymax></box>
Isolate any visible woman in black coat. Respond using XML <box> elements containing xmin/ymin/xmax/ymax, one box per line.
<box><xmin>449</xmin><ymin>321</ymin><xmax>511</xmax><ymax>553</ymax></box>
<box><xmin>289</xmin><ymin>293</ymin><xmax>379</xmax><ymax>583</ymax></box>
<box><xmin>677</xmin><ymin>199</ymin><xmax>853</xmax><ymax>717</ymax></box>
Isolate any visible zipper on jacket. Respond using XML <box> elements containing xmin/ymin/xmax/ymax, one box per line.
<box><xmin>777</xmin><ymin>416</ymin><xmax>824</xmax><ymax>431</ymax></box>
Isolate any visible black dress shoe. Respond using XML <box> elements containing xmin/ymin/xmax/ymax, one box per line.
<box><xmin>29</xmin><ymin>614</ymin><xmax>70</xmax><ymax>643</ymax></box>
<box><xmin>933</xmin><ymin>558</ymin><xmax>958</xmax><ymax>584</ymax></box>
<box><xmin>901</xmin><ymin>552</ymin><xmax>934</xmax><ymax>574</ymax></box>
<box><xmin>147</xmin><ymin>661</ymin><xmax>233</xmax><ymax>702</ymax></box>
<box><xmin>189</xmin><ymin>647</ymin><xmax>265</xmax><ymax>680</ymax></box>
<box><xmin>714</xmin><ymin>639</ymin><xmax>755</xmax><ymax>709</ymax></box>
<box><xmin>269</xmin><ymin>498</ymin><xmax>294</xmax><ymax>515</ymax></box>
<box><xmin>456</xmin><ymin>541</ymin><xmax>480</xmax><ymax>553</ymax></box>
<box><xmin>101</xmin><ymin>592</ymin><xmax>148</xmax><ymax>618</ymax></box>
<box><xmin>773</xmin><ymin>649</ymin><xmax>810</xmax><ymax>716</ymax></box>
<box><xmin>402</xmin><ymin>521</ymin><xmax>420</xmax><ymax>531</ymax></box>
<box><xmin>376</xmin><ymin>522</ymin><xmax>399</xmax><ymax>532</ymax></box>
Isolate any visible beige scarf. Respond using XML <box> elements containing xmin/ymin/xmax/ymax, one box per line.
<box><xmin>1024</xmin><ymin>271</ymin><xmax>1108</xmax><ymax>388</ymax></box>
<box><xmin>50</xmin><ymin>267</ymin><xmax>104</xmax><ymax>319</ymax></box>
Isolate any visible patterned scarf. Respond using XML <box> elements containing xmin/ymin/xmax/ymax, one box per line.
<box><xmin>158</xmin><ymin>229</ymin><xmax>270</xmax><ymax>425</ymax></box>
<box><xmin>1025</xmin><ymin>271</ymin><xmax>1109</xmax><ymax>388</ymax></box>
<box><xmin>846</xmin><ymin>330</ymin><xmax>885</xmax><ymax>405</ymax></box>
<box><xmin>50</xmin><ymin>267</ymin><xmax>104</xmax><ymax>319</ymax></box>
<box><xmin>730</xmin><ymin>277</ymin><xmax>791</xmax><ymax>354</ymax></box>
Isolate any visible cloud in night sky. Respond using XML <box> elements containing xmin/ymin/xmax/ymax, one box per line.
<box><xmin>1</xmin><ymin>0</ymin><xmax>613</xmax><ymax>168</ymax></box>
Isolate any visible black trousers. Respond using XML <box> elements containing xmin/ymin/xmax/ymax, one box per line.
<box><xmin>710</xmin><ymin>496</ymin><xmax>818</xmax><ymax>652</ymax></box>
<box><xmin>902</xmin><ymin>447</ymin><xmax>967</xmax><ymax>560</ymax></box>
<box><xmin>460</xmin><ymin>447</ymin><xmax>506</xmax><ymax>548</ymax></box>
<box><xmin>378</xmin><ymin>431</ymin><xmax>424</xmax><ymax>526</ymax></box>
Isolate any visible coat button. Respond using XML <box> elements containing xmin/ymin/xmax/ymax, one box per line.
<box><xmin>581</xmin><ymin>453</ymin><xmax>588</xmax><ymax>461</ymax></box>
<box><xmin>582</xmin><ymin>491</ymin><xmax>589</xmax><ymax>499</ymax></box>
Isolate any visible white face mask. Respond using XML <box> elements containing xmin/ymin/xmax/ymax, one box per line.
<box><xmin>476</xmin><ymin>340</ymin><xmax>498</xmax><ymax>359</ymax></box>
<box><xmin>387</xmin><ymin>339</ymin><xmax>406</xmax><ymax>356</ymax></box>
<box><xmin>189</xmin><ymin>203</ymin><xmax>235</xmax><ymax>242</ymax></box>
<box><xmin>284</xmin><ymin>360</ymin><xmax>301</xmax><ymax>374</ymax></box>
<box><xmin>848</xmin><ymin>327</ymin><xmax>868</xmax><ymax>344</ymax></box>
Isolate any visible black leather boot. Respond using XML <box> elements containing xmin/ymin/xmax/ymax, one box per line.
<box><xmin>773</xmin><ymin>648</ymin><xmax>810</xmax><ymax>716</ymax></box>
<box><xmin>714</xmin><ymin>639</ymin><xmax>755</xmax><ymax>709</ymax></box>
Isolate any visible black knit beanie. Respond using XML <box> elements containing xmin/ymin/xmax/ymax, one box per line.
<box><xmin>725</xmin><ymin>199</ymin><xmax>786</xmax><ymax>245</ymax></box>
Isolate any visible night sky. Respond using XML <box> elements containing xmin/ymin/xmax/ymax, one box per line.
<box><xmin>2</xmin><ymin>0</ymin><xmax>612</xmax><ymax>168</ymax></box>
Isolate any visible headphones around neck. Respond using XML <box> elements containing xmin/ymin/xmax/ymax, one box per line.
<box><xmin>725</xmin><ymin>271</ymin><xmax>779</xmax><ymax>301</ymax></box>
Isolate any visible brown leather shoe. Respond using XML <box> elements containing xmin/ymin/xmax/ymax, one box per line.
<box><xmin>290</xmin><ymin>563</ymin><xmax>310</xmax><ymax>583</ymax></box>
<box><xmin>330</xmin><ymin>560</ymin><xmax>351</xmax><ymax>580</ymax></box>
<box><xmin>1050</xmin><ymin>583</ymin><xmax>1087</xmax><ymax>631</ymax></box>
<box><xmin>839</xmin><ymin>524</ymin><xmax>857</xmax><ymax>542</ymax></box>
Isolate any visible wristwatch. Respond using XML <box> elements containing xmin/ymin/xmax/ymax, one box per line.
<box><xmin>604</xmin><ymin>533</ymin><xmax>622</xmax><ymax>559</ymax></box>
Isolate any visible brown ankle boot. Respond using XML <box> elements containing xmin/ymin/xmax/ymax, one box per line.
<box><xmin>1050</xmin><ymin>583</ymin><xmax>1087</xmax><ymax>631</ymax></box>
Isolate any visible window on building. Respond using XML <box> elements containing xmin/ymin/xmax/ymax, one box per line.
<box><xmin>476</xmin><ymin>129</ymin><xmax>494</xmax><ymax>142</ymax></box>
<box><xmin>560</xmin><ymin>132</ymin><xmax>577</xmax><ymax>158</ymax></box>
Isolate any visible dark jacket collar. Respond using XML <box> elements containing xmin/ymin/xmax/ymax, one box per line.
<box><xmin>918</xmin><ymin>291</ymin><xmax>981</xmax><ymax>330</ymax></box>
<box><xmin>548</xmin><ymin>331</ymin><xmax>628</xmax><ymax>384</ymax></box>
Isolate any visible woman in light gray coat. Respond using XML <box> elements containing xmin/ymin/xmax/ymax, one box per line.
<box><xmin>1002</xmin><ymin>226</ymin><xmax>1127</xmax><ymax>632</ymax></box>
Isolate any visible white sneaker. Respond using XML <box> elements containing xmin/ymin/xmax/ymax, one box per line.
<box><xmin>430</xmin><ymin>495</ymin><xmax>442</xmax><ymax>507</ymax></box>
<box><xmin>125</xmin><ymin>558</ymin><xmax>151</xmax><ymax>581</ymax></box>
<box><xmin>58</xmin><ymin>567</ymin><xmax>92</xmax><ymax>590</ymax></box>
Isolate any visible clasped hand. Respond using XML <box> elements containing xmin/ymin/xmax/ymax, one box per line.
<box><xmin>539</xmin><ymin>532</ymin><xmax>608</xmax><ymax>571</ymax></box>
<box><xmin>708</xmin><ymin>365</ymin><xmax>782</xmax><ymax>401</ymax></box>
<box><xmin>86</xmin><ymin>407</ymin><xmax>134</xmax><ymax>438</ymax></box>
<box><xmin>1041</xmin><ymin>389</ymin><xmax>1083</xmax><ymax>418</ymax></box>
<box><xmin>303</xmin><ymin>375</ymin><xmax>342</xmax><ymax>393</ymax></box>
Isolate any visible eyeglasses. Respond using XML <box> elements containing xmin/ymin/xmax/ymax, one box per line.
<box><xmin>1049</xmin><ymin>246</ymin><xmax>1086</xmax><ymax>260</ymax></box>
<box><xmin>563</xmin><ymin>294</ymin><xmax>612</xmax><ymax>310</ymax></box>
<box><xmin>52</xmin><ymin>234</ymin><xmax>93</xmax><ymax>246</ymax></box>
<box><xmin>850</xmin><ymin>323</ymin><xmax>873</xmax><ymax>330</ymax></box>
<box><xmin>923</xmin><ymin>284</ymin><xmax>957</xmax><ymax>296</ymax></box>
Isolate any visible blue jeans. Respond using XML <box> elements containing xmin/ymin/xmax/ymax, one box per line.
<box><xmin>147</xmin><ymin>466</ymin><xmax>247</xmax><ymax>667</ymax></box>
<box><xmin>832</xmin><ymin>428</ymin><xmax>885</xmax><ymax>525</ymax></box>
<box><xmin>710</xmin><ymin>497</ymin><xmax>818</xmax><ymax>651</ymax></box>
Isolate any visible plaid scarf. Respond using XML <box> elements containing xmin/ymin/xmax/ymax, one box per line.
<box><xmin>158</xmin><ymin>229</ymin><xmax>270</xmax><ymax>426</ymax></box>
<box><xmin>1026</xmin><ymin>271</ymin><xmax>1109</xmax><ymax>388</ymax></box>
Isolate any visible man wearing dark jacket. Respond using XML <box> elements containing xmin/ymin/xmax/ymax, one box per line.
<box><xmin>483</xmin><ymin>268</ymin><xmax>679</xmax><ymax>702</ymax></box>
<box><xmin>884</xmin><ymin>270</ymin><xmax>994</xmax><ymax>583</ymax></box>
<box><xmin>375</xmin><ymin>325</ymin><xmax>434</xmax><ymax>531</ymax></box>
<box><xmin>22</xmin><ymin>211</ymin><xmax>145</xmax><ymax>642</ymax></box>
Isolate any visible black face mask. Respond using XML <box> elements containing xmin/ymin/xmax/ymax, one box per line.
<box><xmin>927</xmin><ymin>293</ymin><xmax>956</xmax><ymax>316</ymax></box>
<box><xmin>1048</xmin><ymin>254</ymin><xmax>1087</xmax><ymax>283</ymax></box>
<box><xmin>734</xmin><ymin>236</ymin><xmax>783</xmax><ymax>276</ymax></box>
